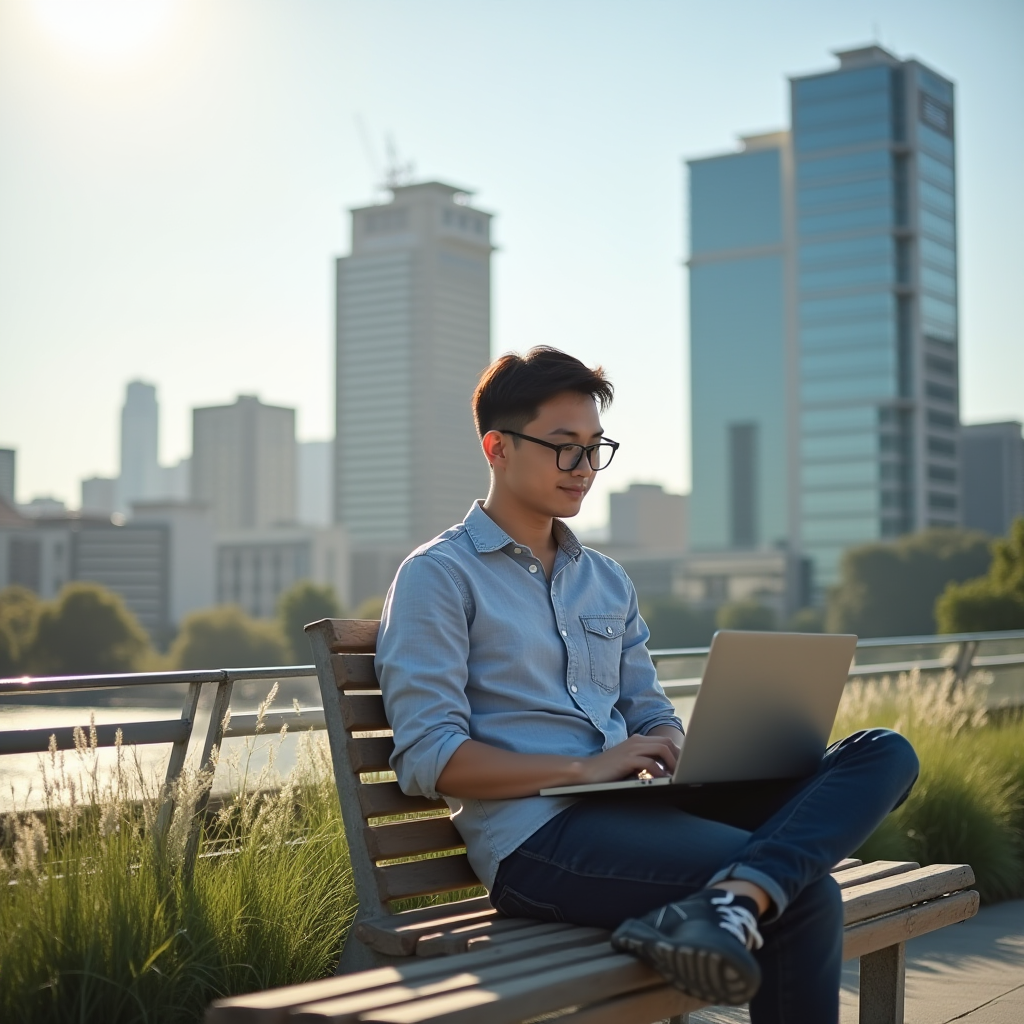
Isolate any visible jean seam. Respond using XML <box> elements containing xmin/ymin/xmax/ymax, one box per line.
<box><xmin>511</xmin><ymin>847</ymin><xmax>715</xmax><ymax>889</ymax></box>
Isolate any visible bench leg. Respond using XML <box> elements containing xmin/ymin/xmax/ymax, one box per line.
<box><xmin>859</xmin><ymin>942</ymin><xmax>906</xmax><ymax>1024</ymax></box>
<box><xmin>335</xmin><ymin>933</ymin><xmax>407</xmax><ymax>975</ymax></box>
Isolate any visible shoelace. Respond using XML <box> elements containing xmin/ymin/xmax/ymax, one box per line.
<box><xmin>710</xmin><ymin>892</ymin><xmax>764</xmax><ymax>950</ymax></box>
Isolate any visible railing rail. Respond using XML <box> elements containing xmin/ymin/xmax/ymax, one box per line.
<box><xmin>2</xmin><ymin>627</ymin><xmax>1022</xmax><ymax>850</ymax></box>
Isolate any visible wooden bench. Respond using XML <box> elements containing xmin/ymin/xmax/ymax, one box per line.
<box><xmin>206</xmin><ymin>618</ymin><xmax>980</xmax><ymax>1024</ymax></box>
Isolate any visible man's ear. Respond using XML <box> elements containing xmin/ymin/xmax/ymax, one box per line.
<box><xmin>481</xmin><ymin>430</ymin><xmax>507</xmax><ymax>469</ymax></box>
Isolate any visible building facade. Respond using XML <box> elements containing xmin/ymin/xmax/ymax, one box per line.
<box><xmin>961</xmin><ymin>422</ymin><xmax>1024</xmax><ymax>537</ymax></box>
<box><xmin>334</xmin><ymin>181</ymin><xmax>492</xmax><ymax>599</ymax></box>
<box><xmin>688</xmin><ymin>46</ymin><xmax>960</xmax><ymax>590</ymax></box>
<box><xmin>216</xmin><ymin>524</ymin><xmax>350</xmax><ymax>620</ymax></box>
<box><xmin>191</xmin><ymin>396</ymin><xmax>297</xmax><ymax>532</ymax></box>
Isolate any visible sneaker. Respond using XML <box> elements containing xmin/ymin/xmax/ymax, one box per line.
<box><xmin>611</xmin><ymin>889</ymin><xmax>764</xmax><ymax>1005</ymax></box>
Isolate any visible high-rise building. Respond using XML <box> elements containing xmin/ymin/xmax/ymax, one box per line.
<box><xmin>0</xmin><ymin>449</ymin><xmax>14</xmax><ymax>504</ymax></box>
<box><xmin>191</xmin><ymin>395</ymin><xmax>297</xmax><ymax>532</ymax></box>
<box><xmin>688</xmin><ymin>46</ymin><xmax>960</xmax><ymax>590</ymax></box>
<box><xmin>119</xmin><ymin>381</ymin><xmax>161</xmax><ymax>514</ymax></box>
<box><xmin>961</xmin><ymin>422</ymin><xmax>1024</xmax><ymax>537</ymax></box>
<box><xmin>334</xmin><ymin>182</ymin><xmax>492</xmax><ymax>600</ymax></box>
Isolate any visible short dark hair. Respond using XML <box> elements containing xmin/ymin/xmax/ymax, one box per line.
<box><xmin>472</xmin><ymin>346</ymin><xmax>614</xmax><ymax>438</ymax></box>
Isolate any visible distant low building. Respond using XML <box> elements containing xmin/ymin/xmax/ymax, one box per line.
<box><xmin>82</xmin><ymin>476</ymin><xmax>118</xmax><ymax>516</ymax></box>
<box><xmin>216</xmin><ymin>524</ymin><xmax>350</xmax><ymax>619</ymax></box>
<box><xmin>298</xmin><ymin>440</ymin><xmax>333</xmax><ymax>527</ymax></box>
<box><xmin>611</xmin><ymin>547</ymin><xmax>809</xmax><ymax>623</ymax></box>
<box><xmin>132</xmin><ymin>501</ymin><xmax>215</xmax><ymax>628</ymax></box>
<box><xmin>0</xmin><ymin>514</ymin><xmax>171</xmax><ymax>642</ymax></box>
<box><xmin>608</xmin><ymin>483</ymin><xmax>688</xmax><ymax>552</ymax></box>
<box><xmin>961</xmin><ymin>422</ymin><xmax>1024</xmax><ymax>537</ymax></box>
<box><xmin>0</xmin><ymin>449</ymin><xmax>14</xmax><ymax>505</ymax></box>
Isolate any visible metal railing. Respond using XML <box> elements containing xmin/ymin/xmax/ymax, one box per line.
<box><xmin>2</xmin><ymin>628</ymin><xmax>1022</xmax><ymax>809</ymax></box>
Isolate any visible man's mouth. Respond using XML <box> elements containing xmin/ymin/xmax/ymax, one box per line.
<box><xmin>559</xmin><ymin>485</ymin><xmax>588</xmax><ymax>499</ymax></box>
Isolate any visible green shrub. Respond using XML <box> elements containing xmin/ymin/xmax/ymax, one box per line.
<box><xmin>716</xmin><ymin>600</ymin><xmax>776</xmax><ymax>632</ymax></box>
<box><xmin>169</xmin><ymin>606</ymin><xmax>290</xmax><ymax>669</ymax></box>
<box><xmin>277</xmin><ymin>582</ymin><xmax>343</xmax><ymax>663</ymax></box>
<box><xmin>28</xmin><ymin>583</ymin><xmax>152</xmax><ymax>675</ymax></box>
<box><xmin>834</xmin><ymin>671</ymin><xmax>1024</xmax><ymax>903</ymax></box>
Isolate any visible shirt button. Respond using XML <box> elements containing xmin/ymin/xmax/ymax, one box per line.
<box><xmin>606</xmin><ymin>626</ymin><xmax>614</xmax><ymax>634</ymax></box>
<box><xmin>561</xmin><ymin>629</ymin><xmax>567</xmax><ymax>636</ymax></box>
<box><xmin>514</xmin><ymin>547</ymin><xmax>522</xmax><ymax>554</ymax></box>
<box><xmin>570</xmin><ymin>684</ymin><xmax>578</xmax><ymax>693</ymax></box>
<box><xmin>528</xmin><ymin>565</ymin><xmax>538</xmax><ymax>573</ymax></box>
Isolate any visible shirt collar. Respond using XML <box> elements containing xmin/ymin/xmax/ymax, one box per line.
<box><xmin>463</xmin><ymin>500</ymin><xmax>582</xmax><ymax>560</ymax></box>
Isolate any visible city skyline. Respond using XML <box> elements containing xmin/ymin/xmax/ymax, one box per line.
<box><xmin>1</xmin><ymin>1</ymin><xmax>1021</xmax><ymax>535</ymax></box>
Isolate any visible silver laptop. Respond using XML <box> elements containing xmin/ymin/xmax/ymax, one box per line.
<box><xmin>540</xmin><ymin>630</ymin><xmax>857</xmax><ymax>797</ymax></box>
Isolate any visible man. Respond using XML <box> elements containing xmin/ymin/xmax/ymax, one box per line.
<box><xmin>377</xmin><ymin>347</ymin><xmax>918</xmax><ymax>1021</ymax></box>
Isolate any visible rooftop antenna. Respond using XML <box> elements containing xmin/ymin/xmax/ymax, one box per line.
<box><xmin>384</xmin><ymin>134</ymin><xmax>416</xmax><ymax>190</ymax></box>
<box><xmin>354</xmin><ymin>114</ymin><xmax>386</xmax><ymax>199</ymax></box>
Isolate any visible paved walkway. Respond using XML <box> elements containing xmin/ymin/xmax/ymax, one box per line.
<box><xmin>689</xmin><ymin>899</ymin><xmax>1024</xmax><ymax>1023</ymax></box>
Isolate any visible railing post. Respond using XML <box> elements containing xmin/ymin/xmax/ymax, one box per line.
<box><xmin>181</xmin><ymin>675</ymin><xmax>234</xmax><ymax>884</ymax></box>
<box><xmin>951</xmin><ymin>639</ymin><xmax>979</xmax><ymax>694</ymax></box>
<box><xmin>155</xmin><ymin>679</ymin><xmax>205</xmax><ymax>837</ymax></box>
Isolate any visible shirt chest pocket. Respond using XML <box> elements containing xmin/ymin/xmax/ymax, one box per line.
<box><xmin>580</xmin><ymin>615</ymin><xmax>626</xmax><ymax>693</ymax></box>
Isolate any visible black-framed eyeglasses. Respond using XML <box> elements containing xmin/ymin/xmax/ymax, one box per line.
<box><xmin>502</xmin><ymin>431</ymin><xmax>620</xmax><ymax>472</ymax></box>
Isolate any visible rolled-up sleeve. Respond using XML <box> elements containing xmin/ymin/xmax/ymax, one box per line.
<box><xmin>376</xmin><ymin>553</ymin><xmax>474</xmax><ymax>799</ymax></box>
<box><xmin>613</xmin><ymin>567</ymin><xmax>683</xmax><ymax>737</ymax></box>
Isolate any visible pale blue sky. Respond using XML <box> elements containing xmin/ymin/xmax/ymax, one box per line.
<box><xmin>1</xmin><ymin>0</ymin><xmax>1021</xmax><ymax>530</ymax></box>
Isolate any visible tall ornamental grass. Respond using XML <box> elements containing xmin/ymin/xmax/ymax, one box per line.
<box><xmin>0</xmin><ymin>688</ymin><xmax>356</xmax><ymax>1024</ymax></box>
<box><xmin>833</xmin><ymin>668</ymin><xmax>1024</xmax><ymax>903</ymax></box>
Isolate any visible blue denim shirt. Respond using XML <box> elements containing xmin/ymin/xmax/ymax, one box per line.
<box><xmin>376</xmin><ymin>501</ymin><xmax>682</xmax><ymax>889</ymax></box>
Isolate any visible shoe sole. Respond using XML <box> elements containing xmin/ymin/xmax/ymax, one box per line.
<box><xmin>613</xmin><ymin>926</ymin><xmax>760</xmax><ymax>1006</ymax></box>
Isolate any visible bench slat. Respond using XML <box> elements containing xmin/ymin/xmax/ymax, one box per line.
<box><xmin>557</xmin><ymin>984</ymin><xmax>704</xmax><ymax>1024</ymax></box>
<box><xmin>350</xmin><ymin>737</ymin><xmax>397</xmax><ymax>773</ymax></box>
<box><xmin>308</xmin><ymin>618</ymin><xmax>380</xmax><ymax>654</ymax></box>
<box><xmin>333</xmin><ymin>654</ymin><xmax>380</xmax><ymax>688</ymax></box>
<box><xmin>832</xmin><ymin>860</ymin><xmax>920</xmax><ymax>889</ymax></box>
<box><xmin>358</xmin><ymin>783</ymin><xmax>448</xmax><ymax>820</ymax></box>
<box><xmin>352</xmin><ymin>951</ymin><xmax>659</xmax><ymax>1024</ymax></box>
<box><xmin>341</xmin><ymin>694</ymin><xmax>390</xmax><ymax>732</ymax></box>
<box><xmin>354</xmin><ymin>898</ymin><xmax>496</xmax><ymax>956</ymax></box>
<box><xmin>842</xmin><ymin>863</ymin><xmax>975</xmax><ymax>925</ymax></box>
<box><xmin>415</xmin><ymin>918</ymin><xmax>561</xmax><ymax>958</ymax></box>
<box><xmin>842</xmin><ymin>888</ymin><xmax>980</xmax><ymax>961</ymax></box>
<box><xmin>376</xmin><ymin>854</ymin><xmax>481</xmax><ymax>903</ymax></box>
<box><xmin>366</xmin><ymin>819</ymin><xmax>465</xmax><ymax>861</ymax></box>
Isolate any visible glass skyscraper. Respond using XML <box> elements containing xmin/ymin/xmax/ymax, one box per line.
<box><xmin>688</xmin><ymin>46</ymin><xmax>959</xmax><ymax>591</ymax></box>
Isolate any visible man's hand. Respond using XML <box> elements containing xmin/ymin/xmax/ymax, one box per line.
<box><xmin>435</xmin><ymin>727</ymin><xmax>683</xmax><ymax>800</ymax></box>
<box><xmin>575</xmin><ymin>732</ymin><xmax>680</xmax><ymax>784</ymax></box>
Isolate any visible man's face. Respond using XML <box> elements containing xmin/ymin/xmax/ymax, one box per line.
<box><xmin>485</xmin><ymin>391</ymin><xmax>604</xmax><ymax>519</ymax></box>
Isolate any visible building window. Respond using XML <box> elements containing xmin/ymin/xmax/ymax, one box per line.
<box><xmin>729</xmin><ymin>423</ymin><xmax>758</xmax><ymax>549</ymax></box>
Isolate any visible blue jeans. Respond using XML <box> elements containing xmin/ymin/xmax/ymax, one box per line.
<box><xmin>492</xmin><ymin>729</ymin><xmax>919</xmax><ymax>1024</ymax></box>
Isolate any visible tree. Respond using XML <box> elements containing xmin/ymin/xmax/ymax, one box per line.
<box><xmin>936</xmin><ymin>518</ymin><xmax>1024</xmax><ymax>633</ymax></box>
<box><xmin>0</xmin><ymin>586</ymin><xmax>42</xmax><ymax>676</ymax></box>
<box><xmin>716</xmin><ymin>600</ymin><xmax>777</xmax><ymax>632</ymax></box>
<box><xmin>826</xmin><ymin>528</ymin><xmax>992</xmax><ymax>639</ymax></box>
<box><xmin>354</xmin><ymin>595</ymin><xmax>387</xmax><ymax>621</ymax></box>
<box><xmin>277</xmin><ymin>581</ymin><xmax>343</xmax><ymax>663</ymax></box>
<box><xmin>28</xmin><ymin>582</ymin><xmax>151</xmax><ymax>675</ymax></box>
<box><xmin>168</xmin><ymin>605</ymin><xmax>290</xmax><ymax>670</ymax></box>
<box><xmin>639</xmin><ymin>597</ymin><xmax>716</xmax><ymax>649</ymax></box>
<box><xmin>786</xmin><ymin>607</ymin><xmax>824</xmax><ymax>633</ymax></box>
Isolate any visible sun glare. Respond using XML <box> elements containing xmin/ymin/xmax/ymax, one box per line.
<box><xmin>31</xmin><ymin>0</ymin><xmax>176</xmax><ymax>60</ymax></box>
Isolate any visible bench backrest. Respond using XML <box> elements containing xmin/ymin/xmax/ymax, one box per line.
<box><xmin>304</xmin><ymin>618</ymin><xmax>482</xmax><ymax>921</ymax></box>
